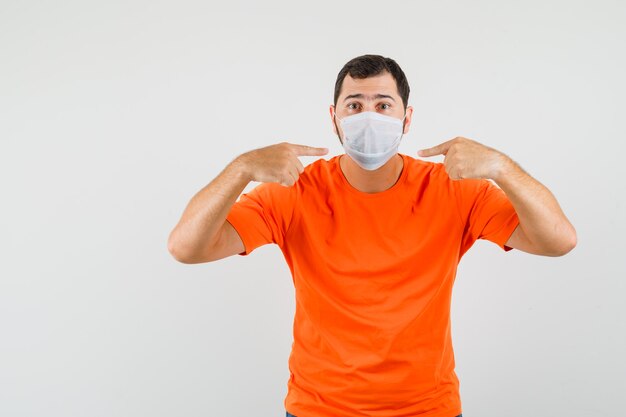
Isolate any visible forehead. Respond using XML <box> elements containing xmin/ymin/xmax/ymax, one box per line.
<box><xmin>338</xmin><ymin>72</ymin><xmax>399</xmax><ymax>100</ymax></box>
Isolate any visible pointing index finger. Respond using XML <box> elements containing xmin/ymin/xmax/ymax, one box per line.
<box><xmin>290</xmin><ymin>143</ymin><xmax>329</xmax><ymax>156</ymax></box>
<box><xmin>418</xmin><ymin>139</ymin><xmax>454</xmax><ymax>157</ymax></box>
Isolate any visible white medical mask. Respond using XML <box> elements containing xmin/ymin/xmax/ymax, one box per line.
<box><xmin>335</xmin><ymin>111</ymin><xmax>406</xmax><ymax>170</ymax></box>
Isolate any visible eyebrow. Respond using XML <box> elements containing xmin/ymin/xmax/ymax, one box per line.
<box><xmin>343</xmin><ymin>93</ymin><xmax>396</xmax><ymax>102</ymax></box>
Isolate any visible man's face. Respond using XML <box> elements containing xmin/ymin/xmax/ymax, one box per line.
<box><xmin>330</xmin><ymin>71</ymin><xmax>413</xmax><ymax>144</ymax></box>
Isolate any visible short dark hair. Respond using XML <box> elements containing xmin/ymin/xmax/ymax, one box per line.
<box><xmin>333</xmin><ymin>54</ymin><xmax>410</xmax><ymax>110</ymax></box>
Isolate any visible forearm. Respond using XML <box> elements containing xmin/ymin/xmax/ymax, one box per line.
<box><xmin>493</xmin><ymin>156</ymin><xmax>577</xmax><ymax>255</ymax></box>
<box><xmin>167</xmin><ymin>156</ymin><xmax>251</xmax><ymax>261</ymax></box>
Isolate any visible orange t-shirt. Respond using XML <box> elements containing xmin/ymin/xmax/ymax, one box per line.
<box><xmin>225</xmin><ymin>152</ymin><xmax>519</xmax><ymax>417</ymax></box>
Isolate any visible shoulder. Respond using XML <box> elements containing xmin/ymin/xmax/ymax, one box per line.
<box><xmin>295</xmin><ymin>155</ymin><xmax>338</xmax><ymax>188</ymax></box>
<box><xmin>403</xmin><ymin>154</ymin><xmax>497</xmax><ymax>198</ymax></box>
<box><xmin>403</xmin><ymin>154</ymin><xmax>446</xmax><ymax>176</ymax></box>
<box><xmin>402</xmin><ymin>154</ymin><xmax>452</xmax><ymax>189</ymax></box>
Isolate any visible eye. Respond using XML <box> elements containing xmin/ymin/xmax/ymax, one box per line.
<box><xmin>380</xmin><ymin>103</ymin><xmax>391</xmax><ymax>110</ymax></box>
<box><xmin>347</xmin><ymin>103</ymin><xmax>360</xmax><ymax>110</ymax></box>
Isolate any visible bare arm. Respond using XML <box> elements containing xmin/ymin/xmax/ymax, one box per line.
<box><xmin>167</xmin><ymin>157</ymin><xmax>251</xmax><ymax>263</ymax></box>
<box><xmin>167</xmin><ymin>142</ymin><xmax>329</xmax><ymax>264</ymax></box>
<box><xmin>419</xmin><ymin>137</ymin><xmax>577</xmax><ymax>257</ymax></box>
<box><xmin>493</xmin><ymin>157</ymin><xmax>576</xmax><ymax>256</ymax></box>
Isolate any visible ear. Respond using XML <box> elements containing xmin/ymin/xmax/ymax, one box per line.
<box><xmin>403</xmin><ymin>106</ymin><xmax>414</xmax><ymax>134</ymax></box>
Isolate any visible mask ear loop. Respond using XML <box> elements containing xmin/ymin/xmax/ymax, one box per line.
<box><xmin>399</xmin><ymin>110</ymin><xmax>408</xmax><ymax>137</ymax></box>
<box><xmin>332</xmin><ymin>111</ymin><xmax>344</xmax><ymax>144</ymax></box>
<box><xmin>387</xmin><ymin>111</ymin><xmax>407</xmax><ymax>144</ymax></box>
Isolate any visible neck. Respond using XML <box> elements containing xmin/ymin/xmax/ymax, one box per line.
<box><xmin>339</xmin><ymin>153</ymin><xmax>404</xmax><ymax>193</ymax></box>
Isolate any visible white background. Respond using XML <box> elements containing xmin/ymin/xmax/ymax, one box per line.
<box><xmin>1</xmin><ymin>0</ymin><xmax>624</xmax><ymax>416</ymax></box>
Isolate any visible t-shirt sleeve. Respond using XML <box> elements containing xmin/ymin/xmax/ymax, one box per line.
<box><xmin>225</xmin><ymin>181</ymin><xmax>298</xmax><ymax>256</ymax></box>
<box><xmin>454</xmin><ymin>178</ymin><xmax>520</xmax><ymax>254</ymax></box>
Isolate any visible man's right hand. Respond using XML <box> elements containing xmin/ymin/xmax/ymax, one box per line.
<box><xmin>234</xmin><ymin>142</ymin><xmax>329</xmax><ymax>187</ymax></box>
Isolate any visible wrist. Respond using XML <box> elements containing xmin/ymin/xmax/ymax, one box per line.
<box><xmin>229</xmin><ymin>154</ymin><xmax>253</xmax><ymax>183</ymax></box>
<box><xmin>490</xmin><ymin>152</ymin><xmax>515</xmax><ymax>183</ymax></box>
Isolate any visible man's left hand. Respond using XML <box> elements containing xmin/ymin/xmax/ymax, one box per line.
<box><xmin>418</xmin><ymin>136</ymin><xmax>509</xmax><ymax>181</ymax></box>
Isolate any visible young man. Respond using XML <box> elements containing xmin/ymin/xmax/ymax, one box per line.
<box><xmin>168</xmin><ymin>54</ymin><xmax>576</xmax><ymax>417</ymax></box>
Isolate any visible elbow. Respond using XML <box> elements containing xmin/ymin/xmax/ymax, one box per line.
<box><xmin>549</xmin><ymin>227</ymin><xmax>578</xmax><ymax>257</ymax></box>
<box><xmin>168</xmin><ymin>243</ymin><xmax>201</xmax><ymax>264</ymax></box>
<box><xmin>167</xmin><ymin>233</ymin><xmax>219</xmax><ymax>264</ymax></box>
<box><xmin>561</xmin><ymin>229</ymin><xmax>578</xmax><ymax>255</ymax></box>
<box><xmin>167</xmin><ymin>233</ymin><xmax>196</xmax><ymax>264</ymax></box>
<box><xmin>168</xmin><ymin>238</ymin><xmax>188</xmax><ymax>264</ymax></box>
